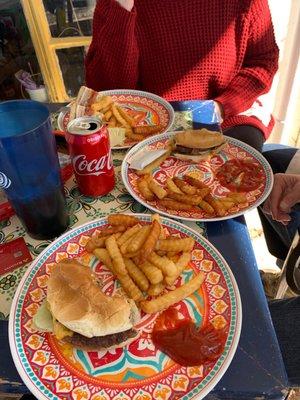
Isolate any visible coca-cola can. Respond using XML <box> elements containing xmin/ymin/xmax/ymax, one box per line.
<box><xmin>66</xmin><ymin>116</ymin><xmax>115</xmax><ymax>197</ymax></box>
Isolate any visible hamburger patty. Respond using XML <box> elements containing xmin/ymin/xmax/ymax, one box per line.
<box><xmin>64</xmin><ymin>328</ymin><xmax>138</xmax><ymax>350</ymax></box>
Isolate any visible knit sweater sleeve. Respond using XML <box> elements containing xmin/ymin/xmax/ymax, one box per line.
<box><xmin>85</xmin><ymin>0</ymin><xmax>139</xmax><ymax>91</ymax></box>
<box><xmin>214</xmin><ymin>0</ymin><xmax>279</xmax><ymax>118</ymax></box>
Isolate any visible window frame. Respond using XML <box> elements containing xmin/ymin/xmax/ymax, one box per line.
<box><xmin>21</xmin><ymin>0</ymin><xmax>91</xmax><ymax>102</ymax></box>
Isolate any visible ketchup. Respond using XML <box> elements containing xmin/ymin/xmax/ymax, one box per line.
<box><xmin>152</xmin><ymin>308</ymin><xmax>226</xmax><ymax>366</ymax></box>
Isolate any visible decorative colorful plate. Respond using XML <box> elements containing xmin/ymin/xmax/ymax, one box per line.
<box><xmin>122</xmin><ymin>133</ymin><xmax>273</xmax><ymax>221</ymax></box>
<box><xmin>57</xmin><ymin>90</ymin><xmax>175</xmax><ymax>150</ymax></box>
<box><xmin>9</xmin><ymin>214</ymin><xmax>241</xmax><ymax>400</ymax></box>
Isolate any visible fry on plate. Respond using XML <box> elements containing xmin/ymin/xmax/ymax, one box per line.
<box><xmin>116</xmin><ymin>105</ymin><xmax>136</xmax><ymax>127</ymax></box>
<box><xmin>147</xmin><ymin>177</ymin><xmax>167</xmax><ymax>199</ymax></box>
<box><xmin>147</xmin><ymin>252</ymin><xmax>177</xmax><ymax>277</ymax></box>
<box><xmin>140</xmin><ymin>272</ymin><xmax>205</xmax><ymax>313</ymax></box>
<box><xmin>166</xmin><ymin>178</ymin><xmax>183</xmax><ymax>194</ymax></box>
<box><xmin>112</xmin><ymin>103</ymin><xmax>130</xmax><ymax>128</ymax></box>
<box><xmin>137</xmin><ymin>177</ymin><xmax>155</xmax><ymax>201</ymax></box>
<box><xmin>108</xmin><ymin>214</ymin><xmax>139</xmax><ymax>227</ymax></box>
<box><xmin>184</xmin><ymin>175</ymin><xmax>209</xmax><ymax>189</ymax></box>
<box><xmin>148</xmin><ymin>283</ymin><xmax>165</xmax><ymax>296</ymax></box>
<box><xmin>124</xmin><ymin>258</ymin><xmax>149</xmax><ymax>292</ymax></box>
<box><xmin>136</xmin><ymin>260</ymin><xmax>164</xmax><ymax>285</ymax></box>
<box><xmin>117</xmin><ymin>273</ymin><xmax>144</xmax><ymax>302</ymax></box>
<box><xmin>85</xmin><ymin>236</ymin><xmax>108</xmax><ymax>252</ymax></box>
<box><xmin>93</xmin><ymin>248</ymin><xmax>113</xmax><ymax>269</ymax></box>
<box><xmin>126</xmin><ymin>129</ymin><xmax>145</xmax><ymax>142</ymax></box>
<box><xmin>159</xmin><ymin>198</ymin><xmax>193</xmax><ymax>211</ymax></box>
<box><xmin>127</xmin><ymin>225</ymin><xmax>152</xmax><ymax>253</ymax></box>
<box><xmin>173</xmin><ymin>177</ymin><xmax>197</xmax><ymax>195</ymax></box>
<box><xmin>156</xmin><ymin>237</ymin><xmax>195</xmax><ymax>252</ymax></box>
<box><xmin>117</xmin><ymin>224</ymin><xmax>141</xmax><ymax>246</ymax></box>
<box><xmin>198</xmin><ymin>200</ymin><xmax>215</xmax><ymax>214</ymax></box>
<box><xmin>205</xmin><ymin>194</ymin><xmax>226</xmax><ymax>217</ymax></box>
<box><xmin>97</xmin><ymin>225</ymin><xmax>126</xmax><ymax>238</ymax></box>
<box><xmin>167</xmin><ymin>191</ymin><xmax>203</xmax><ymax>205</ymax></box>
<box><xmin>139</xmin><ymin>220</ymin><xmax>161</xmax><ymax>263</ymax></box>
<box><xmin>105</xmin><ymin>235</ymin><xmax>127</xmax><ymax>276</ymax></box>
<box><xmin>133</xmin><ymin>125</ymin><xmax>162</xmax><ymax>136</ymax></box>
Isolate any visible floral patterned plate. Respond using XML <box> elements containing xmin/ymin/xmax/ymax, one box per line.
<box><xmin>9</xmin><ymin>214</ymin><xmax>241</xmax><ymax>400</ymax></box>
<box><xmin>57</xmin><ymin>90</ymin><xmax>175</xmax><ymax>150</ymax></box>
<box><xmin>122</xmin><ymin>133</ymin><xmax>273</xmax><ymax>221</ymax></box>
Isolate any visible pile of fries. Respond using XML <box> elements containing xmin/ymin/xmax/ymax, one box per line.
<box><xmin>90</xmin><ymin>95</ymin><xmax>162</xmax><ymax>142</ymax></box>
<box><xmin>136</xmin><ymin>174</ymin><xmax>248</xmax><ymax>217</ymax></box>
<box><xmin>85</xmin><ymin>214</ymin><xmax>205</xmax><ymax>314</ymax></box>
<box><xmin>68</xmin><ymin>86</ymin><xmax>162</xmax><ymax>144</ymax></box>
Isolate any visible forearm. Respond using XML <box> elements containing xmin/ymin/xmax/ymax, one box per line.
<box><xmin>85</xmin><ymin>0</ymin><xmax>139</xmax><ymax>91</ymax></box>
<box><xmin>214</xmin><ymin>60</ymin><xmax>278</xmax><ymax>117</ymax></box>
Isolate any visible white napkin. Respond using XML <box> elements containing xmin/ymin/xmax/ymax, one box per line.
<box><xmin>128</xmin><ymin>149</ymin><xmax>167</xmax><ymax>170</ymax></box>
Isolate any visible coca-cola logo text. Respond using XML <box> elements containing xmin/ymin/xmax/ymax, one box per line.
<box><xmin>73</xmin><ymin>154</ymin><xmax>113</xmax><ymax>176</ymax></box>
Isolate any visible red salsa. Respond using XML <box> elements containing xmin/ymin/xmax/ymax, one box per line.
<box><xmin>216</xmin><ymin>159</ymin><xmax>264</xmax><ymax>192</ymax></box>
<box><xmin>152</xmin><ymin>308</ymin><xmax>226</xmax><ymax>366</ymax></box>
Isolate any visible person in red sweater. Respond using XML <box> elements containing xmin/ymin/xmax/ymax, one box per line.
<box><xmin>85</xmin><ymin>0</ymin><xmax>279</xmax><ymax>151</ymax></box>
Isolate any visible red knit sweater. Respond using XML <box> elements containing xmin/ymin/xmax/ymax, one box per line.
<box><xmin>85</xmin><ymin>0</ymin><xmax>279</xmax><ymax>138</ymax></box>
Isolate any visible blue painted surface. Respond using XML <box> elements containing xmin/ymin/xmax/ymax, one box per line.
<box><xmin>207</xmin><ymin>217</ymin><xmax>288</xmax><ymax>400</ymax></box>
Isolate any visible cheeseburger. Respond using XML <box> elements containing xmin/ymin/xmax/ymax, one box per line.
<box><xmin>33</xmin><ymin>260</ymin><xmax>140</xmax><ymax>351</ymax></box>
<box><xmin>173</xmin><ymin>129</ymin><xmax>226</xmax><ymax>162</ymax></box>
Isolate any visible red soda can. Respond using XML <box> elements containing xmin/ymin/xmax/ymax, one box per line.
<box><xmin>66</xmin><ymin>116</ymin><xmax>115</xmax><ymax>197</ymax></box>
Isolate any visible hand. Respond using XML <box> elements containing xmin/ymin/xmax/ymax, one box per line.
<box><xmin>116</xmin><ymin>0</ymin><xmax>134</xmax><ymax>11</ymax></box>
<box><xmin>214</xmin><ymin>101</ymin><xmax>224</xmax><ymax>124</ymax></box>
<box><xmin>264</xmin><ymin>173</ymin><xmax>300</xmax><ymax>224</ymax></box>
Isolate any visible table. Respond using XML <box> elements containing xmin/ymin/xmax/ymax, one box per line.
<box><xmin>0</xmin><ymin>102</ymin><xmax>289</xmax><ymax>399</ymax></box>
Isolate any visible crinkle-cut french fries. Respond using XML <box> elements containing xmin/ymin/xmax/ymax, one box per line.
<box><xmin>108</xmin><ymin>116</ymin><xmax>117</xmax><ymax>127</ymax></box>
<box><xmin>117</xmin><ymin>273</ymin><xmax>144</xmax><ymax>302</ymax></box>
<box><xmin>126</xmin><ymin>129</ymin><xmax>144</xmax><ymax>142</ymax></box>
<box><xmin>159</xmin><ymin>198</ymin><xmax>193</xmax><ymax>211</ymax></box>
<box><xmin>112</xmin><ymin>103</ymin><xmax>130</xmax><ymax>128</ymax></box>
<box><xmin>108</xmin><ymin>214</ymin><xmax>139</xmax><ymax>227</ymax></box>
<box><xmin>124</xmin><ymin>258</ymin><xmax>149</xmax><ymax>292</ymax></box>
<box><xmin>127</xmin><ymin>225</ymin><xmax>152</xmax><ymax>253</ymax></box>
<box><xmin>93</xmin><ymin>248</ymin><xmax>113</xmax><ymax>269</ymax></box>
<box><xmin>137</xmin><ymin>260</ymin><xmax>164</xmax><ymax>285</ymax></box>
<box><xmin>85</xmin><ymin>213</ymin><xmax>202</xmax><ymax>311</ymax></box>
<box><xmin>147</xmin><ymin>177</ymin><xmax>167</xmax><ymax>200</ymax></box>
<box><xmin>140</xmin><ymin>272</ymin><xmax>205</xmax><ymax>314</ymax></box>
<box><xmin>166</xmin><ymin>178</ymin><xmax>183</xmax><ymax>194</ymax></box>
<box><xmin>205</xmin><ymin>194</ymin><xmax>226</xmax><ymax>217</ymax></box>
<box><xmin>167</xmin><ymin>191</ymin><xmax>203</xmax><ymax>205</ymax></box>
<box><xmin>97</xmin><ymin>225</ymin><xmax>126</xmax><ymax>238</ymax></box>
<box><xmin>156</xmin><ymin>237</ymin><xmax>195</xmax><ymax>252</ymax></box>
<box><xmin>148</xmin><ymin>283</ymin><xmax>165</xmax><ymax>296</ymax></box>
<box><xmin>136</xmin><ymin>149</ymin><xmax>172</xmax><ymax>176</ymax></box>
<box><xmin>137</xmin><ymin>177</ymin><xmax>155</xmax><ymax>201</ymax></box>
<box><xmin>133</xmin><ymin>125</ymin><xmax>163</xmax><ymax>136</ymax></box>
<box><xmin>148</xmin><ymin>252</ymin><xmax>177</xmax><ymax>277</ymax></box>
<box><xmin>218</xmin><ymin>199</ymin><xmax>235</xmax><ymax>211</ymax></box>
<box><xmin>116</xmin><ymin>105</ymin><xmax>136</xmax><ymax>127</ymax></box>
<box><xmin>165</xmin><ymin>251</ymin><xmax>192</xmax><ymax>286</ymax></box>
<box><xmin>173</xmin><ymin>177</ymin><xmax>198</xmax><ymax>195</ymax></box>
<box><xmin>139</xmin><ymin>220</ymin><xmax>161</xmax><ymax>263</ymax></box>
<box><xmin>184</xmin><ymin>175</ymin><xmax>209</xmax><ymax>190</ymax></box>
<box><xmin>117</xmin><ymin>224</ymin><xmax>141</xmax><ymax>246</ymax></box>
<box><xmin>198</xmin><ymin>200</ymin><xmax>215</xmax><ymax>214</ymax></box>
<box><xmin>85</xmin><ymin>236</ymin><xmax>108</xmax><ymax>252</ymax></box>
<box><xmin>105</xmin><ymin>235</ymin><xmax>127</xmax><ymax>276</ymax></box>
<box><xmin>225</xmin><ymin>192</ymin><xmax>248</xmax><ymax>203</ymax></box>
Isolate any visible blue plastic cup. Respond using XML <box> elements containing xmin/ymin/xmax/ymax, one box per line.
<box><xmin>0</xmin><ymin>100</ymin><xmax>69</xmax><ymax>240</ymax></box>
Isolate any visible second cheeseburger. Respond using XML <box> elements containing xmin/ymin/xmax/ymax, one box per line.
<box><xmin>173</xmin><ymin>129</ymin><xmax>226</xmax><ymax>162</ymax></box>
<box><xmin>34</xmin><ymin>260</ymin><xmax>140</xmax><ymax>351</ymax></box>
